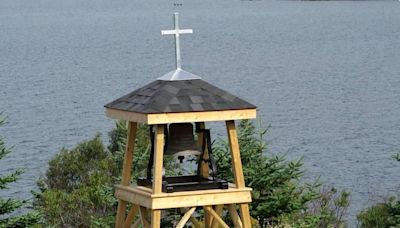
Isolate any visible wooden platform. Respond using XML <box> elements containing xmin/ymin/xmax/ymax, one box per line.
<box><xmin>115</xmin><ymin>184</ymin><xmax>252</xmax><ymax>210</ymax></box>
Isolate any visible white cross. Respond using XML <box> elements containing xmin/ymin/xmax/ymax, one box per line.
<box><xmin>161</xmin><ymin>12</ymin><xmax>193</xmax><ymax>70</ymax></box>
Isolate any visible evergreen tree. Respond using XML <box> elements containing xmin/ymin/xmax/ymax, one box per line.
<box><xmin>0</xmin><ymin>115</ymin><xmax>40</xmax><ymax>228</ymax></box>
<box><xmin>213</xmin><ymin>120</ymin><xmax>349</xmax><ymax>227</ymax></box>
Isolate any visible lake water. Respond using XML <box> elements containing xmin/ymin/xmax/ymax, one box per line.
<box><xmin>1</xmin><ymin>0</ymin><xmax>399</xmax><ymax>225</ymax></box>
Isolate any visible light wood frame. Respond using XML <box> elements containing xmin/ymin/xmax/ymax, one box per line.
<box><xmin>106</xmin><ymin>108</ymin><xmax>256</xmax><ymax>124</ymax></box>
<box><xmin>114</xmin><ymin>118</ymin><xmax>254</xmax><ymax>228</ymax></box>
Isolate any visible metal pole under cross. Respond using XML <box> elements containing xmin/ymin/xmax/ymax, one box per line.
<box><xmin>161</xmin><ymin>12</ymin><xmax>193</xmax><ymax>70</ymax></box>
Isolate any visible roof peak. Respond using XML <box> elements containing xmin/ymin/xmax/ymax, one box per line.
<box><xmin>157</xmin><ymin>68</ymin><xmax>202</xmax><ymax>81</ymax></box>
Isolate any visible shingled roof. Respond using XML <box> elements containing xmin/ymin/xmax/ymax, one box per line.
<box><xmin>105</xmin><ymin>79</ymin><xmax>256</xmax><ymax>114</ymax></box>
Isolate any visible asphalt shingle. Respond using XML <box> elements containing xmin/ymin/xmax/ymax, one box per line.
<box><xmin>105</xmin><ymin>79</ymin><xmax>256</xmax><ymax>114</ymax></box>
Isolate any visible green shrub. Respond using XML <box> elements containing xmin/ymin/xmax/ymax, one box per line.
<box><xmin>33</xmin><ymin>121</ymin><xmax>157</xmax><ymax>227</ymax></box>
<box><xmin>282</xmin><ymin>186</ymin><xmax>349</xmax><ymax>228</ymax></box>
<box><xmin>33</xmin><ymin>135</ymin><xmax>117</xmax><ymax>227</ymax></box>
<box><xmin>214</xmin><ymin>120</ymin><xmax>316</xmax><ymax>226</ymax></box>
<box><xmin>213</xmin><ymin>120</ymin><xmax>349</xmax><ymax>227</ymax></box>
<box><xmin>357</xmin><ymin>196</ymin><xmax>400</xmax><ymax>228</ymax></box>
<box><xmin>108</xmin><ymin>121</ymin><xmax>152</xmax><ymax>178</ymax></box>
<box><xmin>356</xmin><ymin>153</ymin><xmax>400</xmax><ymax>228</ymax></box>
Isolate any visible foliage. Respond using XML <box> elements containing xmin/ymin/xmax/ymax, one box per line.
<box><xmin>108</xmin><ymin>121</ymin><xmax>152</xmax><ymax>180</ymax></box>
<box><xmin>282</xmin><ymin>186</ymin><xmax>349</xmax><ymax>228</ymax></box>
<box><xmin>213</xmin><ymin>120</ymin><xmax>317</xmax><ymax>226</ymax></box>
<box><xmin>213</xmin><ymin>120</ymin><xmax>349</xmax><ymax>227</ymax></box>
<box><xmin>0</xmin><ymin>115</ymin><xmax>41</xmax><ymax>227</ymax></box>
<box><xmin>357</xmin><ymin>196</ymin><xmax>400</xmax><ymax>228</ymax></box>
<box><xmin>392</xmin><ymin>152</ymin><xmax>400</xmax><ymax>162</ymax></box>
<box><xmin>33</xmin><ymin>121</ymin><xmax>156</xmax><ymax>227</ymax></box>
<box><xmin>33</xmin><ymin>135</ymin><xmax>117</xmax><ymax>227</ymax></box>
<box><xmin>356</xmin><ymin>153</ymin><xmax>400</xmax><ymax>228</ymax></box>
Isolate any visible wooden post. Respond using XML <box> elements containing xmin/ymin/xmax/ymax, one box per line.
<box><xmin>226</xmin><ymin>120</ymin><xmax>245</xmax><ymax>187</ymax></box>
<box><xmin>226</xmin><ymin>120</ymin><xmax>252</xmax><ymax>228</ymax></box>
<box><xmin>116</xmin><ymin>201</ymin><xmax>127</xmax><ymax>228</ymax></box>
<box><xmin>211</xmin><ymin>205</ymin><xmax>224</xmax><ymax>228</ymax></box>
<box><xmin>238</xmin><ymin>203</ymin><xmax>251</xmax><ymax>228</ymax></box>
<box><xmin>197</xmin><ymin>122</ymin><xmax>212</xmax><ymax>227</ymax></box>
<box><xmin>151</xmin><ymin>210</ymin><xmax>161</xmax><ymax>228</ymax></box>
<box><xmin>151</xmin><ymin>124</ymin><xmax>165</xmax><ymax>227</ymax></box>
<box><xmin>197</xmin><ymin>122</ymin><xmax>209</xmax><ymax>177</ymax></box>
<box><xmin>228</xmin><ymin>205</ymin><xmax>243</xmax><ymax>228</ymax></box>
<box><xmin>116</xmin><ymin>122</ymin><xmax>138</xmax><ymax>228</ymax></box>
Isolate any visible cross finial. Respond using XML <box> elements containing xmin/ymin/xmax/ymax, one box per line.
<box><xmin>161</xmin><ymin>12</ymin><xmax>193</xmax><ymax>70</ymax></box>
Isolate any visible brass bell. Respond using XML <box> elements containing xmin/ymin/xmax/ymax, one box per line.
<box><xmin>165</xmin><ymin>123</ymin><xmax>201</xmax><ymax>163</ymax></box>
<box><xmin>138</xmin><ymin>122</ymin><xmax>228</xmax><ymax>193</ymax></box>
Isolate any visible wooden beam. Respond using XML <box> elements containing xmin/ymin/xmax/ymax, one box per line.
<box><xmin>204</xmin><ymin>206</ymin><xmax>211</xmax><ymax>228</ymax></box>
<box><xmin>176</xmin><ymin>207</ymin><xmax>196</xmax><ymax>228</ymax></box>
<box><xmin>197</xmin><ymin>122</ymin><xmax>212</xmax><ymax>227</ymax></box>
<box><xmin>115</xmin><ymin>184</ymin><xmax>252</xmax><ymax>210</ymax></box>
<box><xmin>116</xmin><ymin>122</ymin><xmax>138</xmax><ymax>228</ymax></box>
<box><xmin>152</xmin><ymin>189</ymin><xmax>251</xmax><ymax>210</ymax></box>
<box><xmin>115</xmin><ymin>187</ymin><xmax>152</xmax><ymax>209</ymax></box>
<box><xmin>189</xmin><ymin>216</ymin><xmax>202</xmax><ymax>228</ymax></box>
<box><xmin>121</xmin><ymin>121</ymin><xmax>137</xmax><ymax>185</ymax></box>
<box><xmin>151</xmin><ymin>125</ymin><xmax>164</xmax><ymax>228</ymax></box>
<box><xmin>106</xmin><ymin>108</ymin><xmax>148</xmax><ymax>123</ymax></box>
<box><xmin>116</xmin><ymin>201</ymin><xmax>127</xmax><ymax>228</ymax></box>
<box><xmin>228</xmin><ymin>205</ymin><xmax>243</xmax><ymax>228</ymax></box>
<box><xmin>152</xmin><ymin>124</ymin><xmax>165</xmax><ymax>194</ymax></box>
<box><xmin>197</xmin><ymin>122</ymin><xmax>209</xmax><ymax>178</ymax></box>
<box><xmin>139</xmin><ymin>207</ymin><xmax>150</xmax><ymax>228</ymax></box>
<box><xmin>238</xmin><ymin>203</ymin><xmax>252</xmax><ymax>228</ymax></box>
<box><xmin>226</xmin><ymin>120</ymin><xmax>252</xmax><ymax>228</ymax></box>
<box><xmin>204</xmin><ymin>206</ymin><xmax>229</xmax><ymax>228</ymax></box>
<box><xmin>151</xmin><ymin>210</ymin><xmax>161</xmax><ymax>228</ymax></box>
<box><xmin>106</xmin><ymin>108</ymin><xmax>257</xmax><ymax>124</ymax></box>
<box><xmin>148</xmin><ymin>109</ymin><xmax>256</xmax><ymax>124</ymax></box>
<box><xmin>211</xmin><ymin>205</ymin><xmax>224</xmax><ymax>228</ymax></box>
<box><xmin>124</xmin><ymin>205</ymin><xmax>139</xmax><ymax>228</ymax></box>
<box><xmin>180</xmin><ymin>208</ymin><xmax>202</xmax><ymax>228</ymax></box>
<box><xmin>226</xmin><ymin>120</ymin><xmax>245</xmax><ymax>188</ymax></box>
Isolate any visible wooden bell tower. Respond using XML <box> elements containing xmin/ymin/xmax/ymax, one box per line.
<box><xmin>104</xmin><ymin>12</ymin><xmax>257</xmax><ymax>228</ymax></box>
